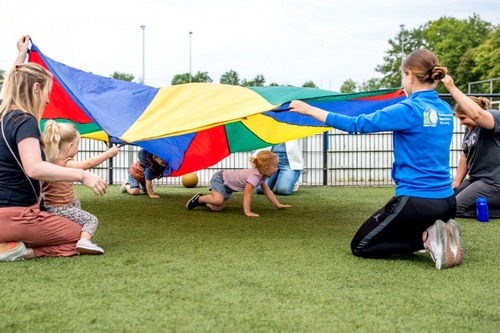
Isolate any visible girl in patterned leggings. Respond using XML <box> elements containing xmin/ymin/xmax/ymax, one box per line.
<box><xmin>41</xmin><ymin>120</ymin><xmax>118</xmax><ymax>254</ymax></box>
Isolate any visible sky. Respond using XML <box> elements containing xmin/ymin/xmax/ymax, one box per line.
<box><xmin>1</xmin><ymin>0</ymin><xmax>498</xmax><ymax>91</ymax></box>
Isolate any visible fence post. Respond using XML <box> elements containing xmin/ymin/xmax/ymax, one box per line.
<box><xmin>323</xmin><ymin>132</ymin><xmax>328</xmax><ymax>185</ymax></box>
<box><xmin>109</xmin><ymin>143</ymin><xmax>114</xmax><ymax>185</ymax></box>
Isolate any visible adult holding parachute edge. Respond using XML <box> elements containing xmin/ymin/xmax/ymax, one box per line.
<box><xmin>0</xmin><ymin>35</ymin><xmax>107</xmax><ymax>261</ymax></box>
<box><xmin>289</xmin><ymin>48</ymin><xmax>463</xmax><ymax>270</ymax></box>
<box><xmin>441</xmin><ymin>75</ymin><xmax>500</xmax><ymax>219</ymax></box>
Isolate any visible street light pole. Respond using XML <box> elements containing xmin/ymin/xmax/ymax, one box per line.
<box><xmin>189</xmin><ymin>31</ymin><xmax>193</xmax><ymax>83</ymax></box>
<box><xmin>400</xmin><ymin>24</ymin><xmax>405</xmax><ymax>62</ymax></box>
<box><xmin>141</xmin><ymin>25</ymin><xmax>146</xmax><ymax>84</ymax></box>
<box><xmin>400</xmin><ymin>24</ymin><xmax>405</xmax><ymax>82</ymax></box>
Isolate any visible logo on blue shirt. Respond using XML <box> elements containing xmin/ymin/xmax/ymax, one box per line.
<box><xmin>423</xmin><ymin>107</ymin><xmax>438</xmax><ymax>127</ymax></box>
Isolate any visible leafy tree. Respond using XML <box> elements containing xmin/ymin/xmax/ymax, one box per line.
<box><xmin>192</xmin><ymin>71</ymin><xmax>213</xmax><ymax>83</ymax></box>
<box><xmin>339</xmin><ymin>79</ymin><xmax>357</xmax><ymax>93</ymax></box>
<box><xmin>110</xmin><ymin>71</ymin><xmax>134</xmax><ymax>82</ymax></box>
<box><xmin>302</xmin><ymin>81</ymin><xmax>317</xmax><ymax>88</ymax></box>
<box><xmin>425</xmin><ymin>14</ymin><xmax>491</xmax><ymax>90</ymax></box>
<box><xmin>172</xmin><ymin>71</ymin><xmax>213</xmax><ymax>85</ymax></box>
<box><xmin>220</xmin><ymin>70</ymin><xmax>240</xmax><ymax>85</ymax></box>
<box><xmin>376</xmin><ymin>26</ymin><xmax>427</xmax><ymax>89</ymax></box>
<box><xmin>269</xmin><ymin>82</ymin><xmax>280</xmax><ymax>86</ymax></box>
<box><xmin>469</xmin><ymin>25</ymin><xmax>500</xmax><ymax>92</ymax></box>
<box><xmin>359</xmin><ymin>78</ymin><xmax>383</xmax><ymax>91</ymax></box>
<box><xmin>376</xmin><ymin>14</ymin><xmax>492</xmax><ymax>91</ymax></box>
<box><xmin>0</xmin><ymin>69</ymin><xmax>5</xmax><ymax>81</ymax></box>
<box><xmin>171</xmin><ymin>73</ymin><xmax>190</xmax><ymax>85</ymax></box>
<box><xmin>241</xmin><ymin>74</ymin><xmax>265</xmax><ymax>87</ymax></box>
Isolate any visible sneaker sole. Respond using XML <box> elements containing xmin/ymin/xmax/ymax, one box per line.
<box><xmin>430</xmin><ymin>220</ymin><xmax>447</xmax><ymax>269</ymax></box>
<box><xmin>0</xmin><ymin>242</ymin><xmax>27</xmax><ymax>261</ymax></box>
<box><xmin>447</xmin><ymin>219</ymin><xmax>463</xmax><ymax>267</ymax></box>
<box><xmin>186</xmin><ymin>193</ymin><xmax>202</xmax><ymax>210</ymax></box>
<box><xmin>443</xmin><ymin>222</ymin><xmax>455</xmax><ymax>269</ymax></box>
<box><xmin>76</xmin><ymin>246</ymin><xmax>104</xmax><ymax>255</ymax></box>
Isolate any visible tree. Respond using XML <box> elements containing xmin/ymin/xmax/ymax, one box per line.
<box><xmin>241</xmin><ymin>74</ymin><xmax>265</xmax><ymax>87</ymax></box>
<box><xmin>171</xmin><ymin>71</ymin><xmax>213</xmax><ymax>85</ymax></box>
<box><xmin>424</xmin><ymin>14</ymin><xmax>491</xmax><ymax>90</ymax></box>
<box><xmin>220</xmin><ymin>70</ymin><xmax>240</xmax><ymax>85</ymax></box>
<box><xmin>359</xmin><ymin>78</ymin><xmax>383</xmax><ymax>91</ymax></box>
<box><xmin>375</xmin><ymin>14</ymin><xmax>493</xmax><ymax>91</ymax></box>
<box><xmin>339</xmin><ymin>79</ymin><xmax>357</xmax><ymax>93</ymax></box>
<box><xmin>110</xmin><ymin>71</ymin><xmax>134</xmax><ymax>82</ymax></box>
<box><xmin>302</xmin><ymin>81</ymin><xmax>317</xmax><ymax>88</ymax></box>
<box><xmin>469</xmin><ymin>25</ymin><xmax>500</xmax><ymax>92</ymax></box>
<box><xmin>171</xmin><ymin>73</ymin><xmax>190</xmax><ymax>85</ymax></box>
<box><xmin>192</xmin><ymin>71</ymin><xmax>213</xmax><ymax>83</ymax></box>
<box><xmin>376</xmin><ymin>26</ymin><xmax>427</xmax><ymax>89</ymax></box>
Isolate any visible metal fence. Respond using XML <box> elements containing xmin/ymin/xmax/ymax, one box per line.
<box><xmin>76</xmin><ymin>94</ymin><xmax>500</xmax><ymax>188</ymax></box>
<box><xmin>79</xmin><ymin>117</ymin><xmax>462</xmax><ymax>188</ymax></box>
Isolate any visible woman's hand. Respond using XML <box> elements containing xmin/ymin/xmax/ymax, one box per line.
<box><xmin>81</xmin><ymin>171</ymin><xmax>107</xmax><ymax>196</ymax></box>
<box><xmin>289</xmin><ymin>100</ymin><xmax>312</xmax><ymax>115</ymax></box>
<box><xmin>289</xmin><ymin>100</ymin><xmax>329</xmax><ymax>123</ymax></box>
<box><xmin>17</xmin><ymin>35</ymin><xmax>30</xmax><ymax>55</ymax></box>
<box><xmin>441</xmin><ymin>75</ymin><xmax>456</xmax><ymax>94</ymax></box>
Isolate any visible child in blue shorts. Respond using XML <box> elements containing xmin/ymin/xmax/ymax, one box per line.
<box><xmin>121</xmin><ymin>149</ymin><xmax>167</xmax><ymax>199</ymax></box>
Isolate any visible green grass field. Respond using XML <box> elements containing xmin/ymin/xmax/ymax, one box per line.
<box><xmin>2</xmin><ymin>186</ymin><xmax>499</xmax><ymax>332</ymax></box>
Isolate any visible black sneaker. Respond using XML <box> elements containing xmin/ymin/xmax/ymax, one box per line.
<box><xmin>186</xmin><ymin>193</ymin><xmax>203</xmax><ymax>210</ymax></box>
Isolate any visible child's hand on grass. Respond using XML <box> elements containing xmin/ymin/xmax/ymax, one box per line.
<box><xmin>276</xmin><ymin>204</ymin><xmax>291</xmax><ymax>209</ymax></box>
<box><xmin>245</xmin><ymin>211</ymin><xmax>260</xmax><ymax>217</ymax></box>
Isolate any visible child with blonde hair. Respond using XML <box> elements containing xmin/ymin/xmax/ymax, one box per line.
<box><xmin>186</xmin><ymin>150</ymin><xmax>291</xmax><ymax>217</ymax></box>
<box><xmin>42</xmin><ymin>120</ymin><xmax>118</xmax><ymax>254</ymax></box>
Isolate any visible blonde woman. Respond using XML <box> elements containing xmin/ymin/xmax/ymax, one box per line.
<box><xmin>0</xmin><ymin>36</ymin><xmax>107</xmax><ymax>261</ymax></box>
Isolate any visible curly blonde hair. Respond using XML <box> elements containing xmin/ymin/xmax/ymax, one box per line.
<box><xmin>454</xmin><ymin>96</ymin><xmax>490</xmax><ymax>114</ymax></box>
<box><xmin>249</xmin><ymin>150</ymin><xmax>278</xmax><ymax>174</ymax></box>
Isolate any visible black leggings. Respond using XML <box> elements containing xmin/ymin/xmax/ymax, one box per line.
<box><xmin>351</xmin><ymin>195</ymin><xmax>456</xmax><ymax>258</ymax></box>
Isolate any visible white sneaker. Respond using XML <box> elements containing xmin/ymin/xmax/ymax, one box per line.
<box><xmin>76</xmin><ymin>239</ymin><xmax>104</xmax><ymax>255</ymax></box>
<box><xmin>446</xmin><ymin>219</ymin><xmax>463</xmax><ymax>267</ymax></box>
<box><xmin>423</xmin><ymin>220</ymin><xmax>446</xmax><ymax>269</ymax></box>
<box><xmin>0</xmin><ymin>242</ymin><xmax>27</xmax><ymax>261</ymax></box>
<box><xmin>120</xmin><ymin>179</ymin><xmax>129</xmax><ymax>193</ymax></box>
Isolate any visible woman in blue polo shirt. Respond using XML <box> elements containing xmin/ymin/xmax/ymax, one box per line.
<box><xmin>289</xmin><ymin>49</ymin><xmax>462</xmax><ymax>270</ymax></box>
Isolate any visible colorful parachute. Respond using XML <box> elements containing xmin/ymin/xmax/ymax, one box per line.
<box><xmin>28</xmin><ymin>44</ymin><xmax>405</xmax><ymax>177</ymax></box>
